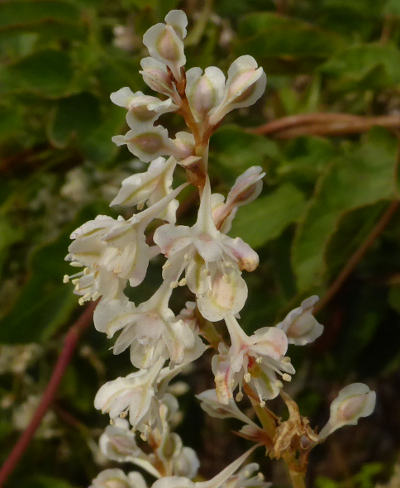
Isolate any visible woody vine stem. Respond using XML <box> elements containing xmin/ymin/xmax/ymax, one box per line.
<box><xmin>58</xmin><ymin>10</ymin><xmax>376</xmax><ymax>488</ymax></box>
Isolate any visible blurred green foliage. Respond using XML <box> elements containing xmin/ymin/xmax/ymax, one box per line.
<box><xmin>1</xmin><ymin>0</ymin><xmax>400</xmax><ymax>487</ymax></box>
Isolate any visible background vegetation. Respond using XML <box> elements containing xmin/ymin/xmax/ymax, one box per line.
<box><xmin>1</xmin><ymin>0</ymin><xmax>400</xmax><ymax>486</ymax></box>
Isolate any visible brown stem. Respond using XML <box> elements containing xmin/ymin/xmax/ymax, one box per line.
<box><xmin>0</xmin><ymin>302</ymin><xmax>96</xmax><ymax>486</ymax></box>
<box><xmin>315</xmin><ymin>200</ymin><xmax>399</xmax><ymax>313</ymax></box>
<box><xmin>286</xmin><ymin>466</ymin><xmax>306</xmax><ymax>488</ymax></box>
<box><xmin>248</xmin><ymin>113</ymin><xmax>400</xmax><ymax>138</ymax></box>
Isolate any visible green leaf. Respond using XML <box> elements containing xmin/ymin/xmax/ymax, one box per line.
<box><xmin>237</xmin><ymin>12</ymin><xmax>344</xmax><ymax>64</ymax></box>
<box><xmin>299</xmin><ymin>0</ymin><xmax>384</xmax><ymax>39</ymax></box>
<box><xmin>278</xmin><ymin>136</ymin><xmax>338</xmax><ymax>186</ymax></box>
<box><xmin>0</xmin><ymin>205</ymin><xmax>106</xmax><ymax>343</ymax></box>
<box><xmin>384</xmin><ymin>0</ymin><xmax>400</xmax><ymax>16</ymax></box>
<box><xmin>0</xmin><ymin>1</ymin><xmax>80</xmax><ymax>28</ymax></box>
<box><xmin>0</xmin><ymin>233</ymin><xmax>77</xmax><ymax>343</ymax></box>
<box><xmin>0</xmin><ymin>49</ymin><xmax>74</xmax><ymax>98</ymax></box>
<box><xmin>320</xmin><ymin>43</ymin><xmax>400</xmax><ymax>91</ymax></box>
<box><xmin>0</xmin><ymin>1</ymin><xmax>83</xmax><ymax>41</ymax></box>
<box><xmin>48</xmin><ymin>93</ymin><xmax>101</xmax><ymax>149</ymax></box>
<box><xmin>292</xmin><ymin>128</ymin><xmax>399</xmax><ymax>291</ymax></box>
<box><xmin>210</xmin><ymin>125</ymin><xmax>280</xmax><ymax>181</ymax></box>
<box><xmin>81</xmin><ymin>105</ymin><xmax>126</xmax><ymax>163</ymax></box>
<box><xmin>230</xmin><ymin>183</ymin><xmax>306</xmax><ymax>248</ymax></box>
<box><xmin>0</xmin><ymin>216</ymin><xmax>24</xmax><ymax>277</ymax></box>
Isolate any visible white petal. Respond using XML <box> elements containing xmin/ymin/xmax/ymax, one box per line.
<box><xmin>277</xmin><ymin>295</ymin><xmax>323</xmax><ymax>346</ymax></box>
<box><xmin>165</xmin><ymin>10</ymin><xmax>188</xmax><ymax>39</ymax></box>
<box><xmin>251</xmin><ymin>327</ymin><xmax>288</xmax><ymax>360</ymax></box>
<box><xmin>197</xmin><ymin>268</ymin><xmax>248</xmax><ymax>322</ymax></box>
<box><xmin>110</xmin><ymin>87</ymin><xmax>136</xmax><ymax>107</ymax></box>
<box><xmin>140</xmin><ymin>57</ymin><xmax>175</xmax><ymax>97</ymax></box>
<box><xmin>143</xmin><ymin>24</ymin><xmax>186</xmax><ymax>80</ymax></box>
<box><xmin>196</xmin><ymin>389</ymin><xmax>257</xmax><ymax>427</ymax></box>
<box><xmin>94</xmin><ymin>297</ymin><xmax>136</xmax><ymax>338</ymax></box>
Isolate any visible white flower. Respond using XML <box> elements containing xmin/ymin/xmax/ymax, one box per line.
<box><xmin>89</xmin><ymin>469</ymin><xmax>147</xmax><ymax>488</ymax></box>
<box><xmin>222</xmin><ymin>464</ymin><xmax>271</xmax><ymax>488</ymax></box>
<box><xmin>212</xmin><ymin>314</ymin><xmax>294</xmax><ymax>405</ymax></box>
<box><xmin>65</xmin><ymin>184</ymin><xmax>186</xmax><ymax>303</ymax></box>
<box><xmin>95</xmin><ymin>361</ymin><xmax>194</xmax><ymax>434</ymax></box>
<box><xmin>143</xmin><ymin>10</ymin><xmax>187</xmax><ymax>81</ymax></box>
<box><xmin>110</xmin><ymin>88</ymin><xmax>178</xmax><ymax>129</ymax></box>
<box><xmin>64</xmin><ymin>215</ymin><xmax>126</xmax><ymax>303</ymax></box>
<box><xmin>112</xmin><ymin>125</ymin><xmax>176</xmax><ymax>163</ymax></box>
<box><xmin>319</xmin><ymin>383</ymin><xmax>376</xmax><ymax>440</ymax></box>
<box><xmin>99</xmin><ymin>417</ymin><xmax>167</xmax><ymax>479</ymax></box>
<box><xmin>210</xmin><ymin>55</ymin><xmax>266</xmax><ymax>125</ymax></box>
<box><xmin>196</xmin><ymin>389</ymin><xmax>258</xmax><ymax>428</ymax></box>
<box><xmin>94</xmin><ymin>281</ymin><xmax>206</xmax><ymax>368</ymax></box>
<box><xmin>94</xmin><ymin>359</ymin><xmax>164</xmax><ymax>431</ymax></box>
<box><xmin>151</xmin><ymin>446</ymin><xmax>258</xmax><ymax>488</ymax></box>
<box><xmin>99</xmin><ymin>418</ymin><xmax>141</xmax><ymax>463</ymax></box>
<box><xmin>173</xmin><ymin>446</ymin><xmax>200</xmax><ymax>479</ymax></box>
<box><xmin>154</xmin><ymin>178</ymin><xmax>258</xmax><ymax>321</ymax></box>
<box><xmin>110</xmin><ymin>156</ymin><xmax>178</xmax><ymax>223</ymax></box>
<box><xmin>185</xmin><ymin>67</ymin><xmax>225</xmax><ymax>122</ymax></box>
<box><xmin>276</xmin><ymin>296</ymin><xmax>324</xmax><ymax>346</ymax></box>
<box><xmin>212</xmin><ymin>166</ymin><xmax>265</xmax><ymax>233</ymax></box>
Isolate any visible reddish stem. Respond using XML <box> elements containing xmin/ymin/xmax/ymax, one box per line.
<box><xmin>248</xmin><ymin>113</ymin><xmax>400</xmax><ymax>138</ymax></box>
<box><xmin>0</xmin><ymin>302</ymin><xmax>97</xmax><ymax>487</ymax></box>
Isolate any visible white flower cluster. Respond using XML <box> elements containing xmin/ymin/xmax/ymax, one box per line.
<box><xmin>64</xmin><ymin>10</ymin><xmax>376</xmax><ymax>487</ymax></box>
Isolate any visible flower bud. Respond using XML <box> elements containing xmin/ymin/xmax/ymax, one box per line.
<box><xmin>99</xmin><ymin>418</ymin><xmax>140</xmax><ymax>462</ymax></box>
<box><xmin>171</xmin><ymin>131</ymin><xmax>195</xmax><ymax>159</ymax></box>
<box><xmin>210</xmin><ymin>55</ymin><xmax>266</xmax><ymax>124</ymax></box>
<box><xmin>225</xmin><ymin>236</ymin><xmax>259</xmax><ymax>272</ymax></box>
<box><xmin>143</xmin><ymin>11</ymin><xmax>188</xmax><ymax>81</ymax></box>
<box><xmin>277</xmin><ymin>295</ymin><xmax>323</xmax><ymax>346</ymax></box>
<box><xmin>213</xmin><ymin>166</ymin><xmax>265</xmax><ymax>233</ymax></box>
<box><xmin>227</xmin><ymin>166</ymin><xmax>265</xmax><ymax>207</ymax></box>
<box><xmin>186</xmin><ymin>66</ymin><xmax>225</xmax><ymax>121</ymax></box>
<box><xmin>140</xmin><ymin>57</ymin><xmax>176</xmax><ymax>97</ymax></box>
<box><xmin>319</xmin><ymin>383</ymin><xmax>376</xmax><ymax>440</ymax></box>
<box><xmin>89</xmin><ymin>469</ymin><xmax>146</xmax><ymax>488</ymax></box>
<box><xmin>110</xmin><ymin>88</ymin><xmax>178</xmax><ymax>129</ymax></box>
<box><xmin>112</xmin><ymin>126</ymin><xmax>174</xmax><ymax>162</ymax></box>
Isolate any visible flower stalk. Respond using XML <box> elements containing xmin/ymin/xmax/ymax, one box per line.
<box><xmin>60</xmin><ymin>10</ymin><xmax>377</xmax><ymax>488</ymax></box>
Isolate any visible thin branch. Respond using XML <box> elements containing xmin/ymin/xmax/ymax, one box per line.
<box><xmin>314</xmin><ymin>201</ymin><xmax>399</xmax><ymax>313</ymax></box>
<box><xmin>0</xmin><ymin>301</ymin><xmax>97</xmax><ymax>487</ymax></box>
<box><xmin>248</xmin><ymin>113</ymin><xmax>400</xmax><ymax>138</ymax></box>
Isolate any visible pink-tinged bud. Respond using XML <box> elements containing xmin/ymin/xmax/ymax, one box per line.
<box><xmin>186</xmin><ymin>66</ymin><xmax>225</xmax><ymax>121</ymax></box>
<box><xmin>110</xmin><ymin>87</ymin><xmax>178</xmax><ymax>129</ymax></box>
<box><xmin>143</xmin><ymin>12</ymin><xmax>187</xmax><ymax>81</ymax></box>
<box><xmin>319</xmin><ymin>383</ymin><xmax>376</xmax><ymax>440</ymax></box>
<box><xmin>213</xmin><ymin>167</ymin><xmax>265</xmax><ymax>233</ymax></box>
<box><xmin>224</xmin><ymin>236</ymin><xmax>259</xmax><ymax>272</ymax></box>
<box><xmin>112</xmin><ymin>126</ymin><xmax>173</xmax><ymax>162</ymax></box>
<box><xmin>277</xmin><ymin>296</ymin><xmax>323</xmax><ymax>346</ymax></box>
<box><xmin>140</xmin><ymin>57</ymin><xmax>176</xmax><ymax>97</ymax></box>
<box><xmin>210</xmin><ymin>55</ymin><xmax>266</xmax><ymax>125</ymax></box>
<box><xmin>171</xmin><ymin>131</ymin><xmax>195</xmax><ymax>159</ymax></box>
<box><xmin>89</xmin><ymin>469</ymin><xmax>145</xmax><ymax>488</ymax></box>
<box><xmin>227</xmin><ymin>166</ymin><xmax>265</xmax><ymax>207</ymax></box>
